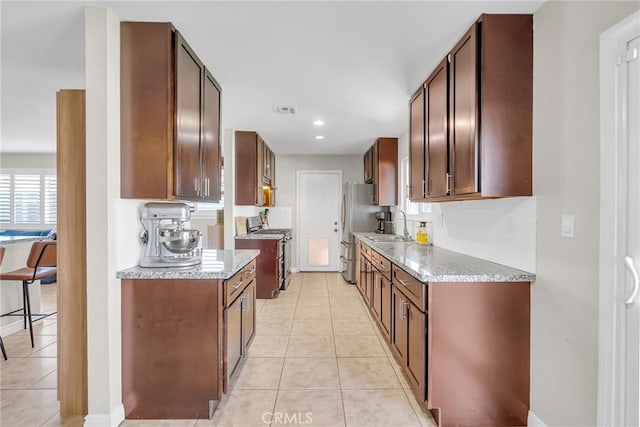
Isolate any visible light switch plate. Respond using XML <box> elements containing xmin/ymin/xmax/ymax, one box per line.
<box><xmin>436</xmin><ymin>213</ymin><xmax>444</xmax><ymax>227</ymax></box>
<box><xmin>507</xmin><ymin>214</ymin><xmax>516</xmax><ymax>234</ymax></box>
<box><xmin>561</xmin><ymin>214</ymin><xmax>575</xmax><ymax>238</ymax></box>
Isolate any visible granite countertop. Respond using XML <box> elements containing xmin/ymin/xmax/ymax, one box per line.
<box><xmin>0</xmin><ymin>235</ymin><xmax>47</xmax><ymax>245</ymax></box>
<box><xmin>354</xmin><ymin>232</ymin><xmax>535</xmax><ymax>283</ymax></box>
<box><xmin>235</xmin><ymin>233</ymin><xmax>284</xmax><ymax>240</ymax></box>
<box><xmin>116</xmin><ymin>249</ymin><xmax>260</xmax><ymax>280</ymax></box>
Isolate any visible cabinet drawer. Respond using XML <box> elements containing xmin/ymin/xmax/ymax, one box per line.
<box><xmin>371</xmin><ymin>251</ymin><xmax>391</xmax><ymax>280</ymax></box>
<box><xmin>392</xmin><ymin>265</ymin><xmax>426</xmax><ymax>312</ymax></box>
<box><xmin>362</xmin><ymin>245</ymin><xmax>372</xmax><ymax>260</ymax></box>
<box><xmin>225</xmin><ymin>260</ymin><xmax>256</xmax><ymax>306</ymax></box>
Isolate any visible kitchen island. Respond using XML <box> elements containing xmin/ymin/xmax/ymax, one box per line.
<box><xmin>117</xmin><ymin>249</ymin><xmax>259</xmax><ymax>420</ymax></box>
<box><xmin>353</xmin><ymin>233</ymin><xmax>534</xmax><ymax>427</ymax></box>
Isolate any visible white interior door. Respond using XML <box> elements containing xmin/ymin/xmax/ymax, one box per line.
<box><xmin>624</xmin><ymin>34</ymin><xmax>640</xmax><ymax>427</ymax></box>
<box><xmin>599</xmin><ymin>13</ymin><xmax>640</xmax><ymax>426</ymax></box>
<box><xmin>297</xmin><ymin>171</ymin><xmax>341</xmax><ymax>271</ymax></box>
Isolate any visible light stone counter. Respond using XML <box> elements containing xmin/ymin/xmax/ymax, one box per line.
<box><xmin>354</xmin><ymin>232</ymin><xmax>535</xmax><ymax>283</ymax></box>
<box><xmin>116</xmin><ymin>249</ymin><xmax>259</xmax><ymax>280</ymax></box>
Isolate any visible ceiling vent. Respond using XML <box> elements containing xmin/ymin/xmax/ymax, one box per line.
<box><xmin>272</xmin><ymin>105</ymin><xmax>296</xmax><ymax>115</ymax></box>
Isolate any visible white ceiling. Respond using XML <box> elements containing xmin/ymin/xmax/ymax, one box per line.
<box><xmin>1</xmin><ymin>1</ymin><xmax>542</xmax><ymax>155</ymax></box>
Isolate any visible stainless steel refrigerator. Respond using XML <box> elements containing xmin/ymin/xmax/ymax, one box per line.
<box><xmin>340</xmin><ymin>182</ymin><xmax>379</xmax><ymax>283</ymax></box>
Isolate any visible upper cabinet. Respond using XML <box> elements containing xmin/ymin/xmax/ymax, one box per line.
<box><xmin>363</xmin><ymin>138</ymin><xmax>398</xmax><ymax>206</ymax></box>
<box><xmin>409</xmin><ymin>14</ymin><xmax>533</xmax><ymax>202</ymax></box>
<box><xmin>120</xmin><ymin>22</ymin><xmax>222</xmax><ymax>202</ymax></box>
<box><xmin>235</xmin><ymin>131</ymin><xmax>276</xmax><ymax>207</ymax></box>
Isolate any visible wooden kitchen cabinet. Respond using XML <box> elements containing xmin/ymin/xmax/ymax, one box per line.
<box><xmin>121</xmin><ymin>278</ymin><xmax>225</xmax><ymax>419</ymax></box>
<box><xmin>225</xmin><ymin>279</ymin><xmax>256</xmax><ymax>381</ymax></box>
<box><xmin>409</xmin><ymin>88</ymin><xmax>426</xmax><ymax>200</ymax></box>
<box><xmin>409</xmin><ymin>14</ymin><xmax>532</xmax><ymax>202</ymax></box>
<box><xmin>370</xmin><ymin>251</ymin><xmax>392</xmax><ymax>340</ymax></box>
<box><xmin>235</xmin><ymin>131</ymin><xmax>276</xmax><ymax>206</ymax></box>
<box><xmin>235</xmin><ymin>238</ymin><xmax>281</xmax><ymax>299</ymax></box>
<box><xmin>121</xmin><ymin>22</ymin><xmax>222</xmax><ymax>202</ymax></box>
<box><xmin>362</xmin><ymin>138</ymin><xmax>398</xmax><ymax>206</ymax></box>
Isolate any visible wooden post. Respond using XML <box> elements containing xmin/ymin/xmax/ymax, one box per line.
<box><xmin>56</xmin><ymin>89</ymin><xmax>88</xmax><ymax>416</ymax></box>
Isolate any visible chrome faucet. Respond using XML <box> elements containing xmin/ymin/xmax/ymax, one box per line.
<box><xmin>397</xmin><ymin>209</ymin><xmax>412</xmax><ymax>241</ymax></box>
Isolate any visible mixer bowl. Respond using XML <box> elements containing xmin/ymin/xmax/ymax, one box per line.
<box><xmin>159</xmin><ymin>229</ymin><xmax>202</xmax><ymax>254</ymax></box>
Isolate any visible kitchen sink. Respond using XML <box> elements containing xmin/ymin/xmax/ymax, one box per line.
<box><xmin>364</xmin><ymin>234</ymin><xmax>407</xmax><ymax>242</ymax></box>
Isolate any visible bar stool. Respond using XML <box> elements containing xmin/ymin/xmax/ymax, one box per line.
<box><xmin>0</xmin><ymin>241</ymin><xmax>57</xmax><ymax>348</ymax></box>
<box><xmin>0</xmin><ymin>246</ymin><xmax>6</xmax><ymax>360</ymax></box>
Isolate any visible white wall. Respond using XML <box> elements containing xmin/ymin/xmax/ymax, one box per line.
<box><xmin>276</xmin><ymin>154</ymin><xmax>362</xmax><ymax>270</ymax></box>
<box><xmin>531</xmin><ymin>1</ymin><xmax>639</xmax><ymax>425</ymax></box>
<box><xmin>0</xmin><ymin>153</ymin><xmax>56</xmax><ymax>169</ymax></box>
<box><xmin>84</xmin><ymin>6</ymin><xmax>125</xmax><ymax>426</ymax></box>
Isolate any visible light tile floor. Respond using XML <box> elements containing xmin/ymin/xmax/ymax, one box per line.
<box><xmin>0</xmin><ymin>283</ymin><xmax>84</xmax><ymax>426</ymax></box>
<box><xmin>0</xmin><ymin>273</ymin><xmax>437</xmax><ymax>427</ymax></box>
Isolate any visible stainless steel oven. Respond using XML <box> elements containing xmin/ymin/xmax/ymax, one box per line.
<box><xmin>251</xmin><ymin>224</ymin><xmax>292</xmax><ymax>290</ymax></box>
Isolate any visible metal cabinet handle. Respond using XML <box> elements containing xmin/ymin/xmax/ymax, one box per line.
<box><xmin>245</xmin><ymin>267</ymin><xmax>256</xmax><ymax>275</ymax></box>
<box><xmin>399</xmin><ymin>299</ymin><xmax>406</xmax><ymax>320</ymax></box>
<box><xmin>233</xmin><ymin>279</ymin><xmax>244</xmax><ymax>290</ymax></box>
<box><xmin>195</xmin><ymin>177</ymin><xmax>200</xmax><ymax>195</ymax></box>
<box><xmin>625</xmin><ymin>256</ymin><xmax>639</xmax><ymax>305</ymax></box>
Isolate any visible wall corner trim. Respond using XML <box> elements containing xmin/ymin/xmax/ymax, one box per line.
<box><xmin>528</xmin><ymin>410</ymin><xmax>548</xmax><ymax>427</ymax></box>
<box><xmin>83</xmin><ymin>403</ymin><xmax>124</xmax><ymax>427</ymax></box>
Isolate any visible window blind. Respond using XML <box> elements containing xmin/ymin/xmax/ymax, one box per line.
<box><xmin>14</xmin><ymin>174</ymin><xmax>42</xmax><ymax>224</ymax></box>
<box><xmin>0</xmin><ymin>174</ymin><xmax>11</xmax><ymax>224</ymax></box>
<box><xmin>44</xmin><ymin>175</ymin><xmax>57</xmax><ymax>225</ymax></box>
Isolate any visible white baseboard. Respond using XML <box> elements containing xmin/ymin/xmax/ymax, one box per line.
<box><xmin>1</xmin><ymin>319</ymin><xmax>24</xmax><ymax>337</ymax></box>
<box><xmin>290</xmin><ymin>268</ymin><xmax>299</xmax><ymax>273</ymax></box>
<box><xmin>528</xmin><ymin>410</ymin><xmax>547</xmax><ymax>427</ymax></box>
<box><xmin>84</xmin><ymin>403</ymin><xmax>124</xmax><ymax>427</ymax></box>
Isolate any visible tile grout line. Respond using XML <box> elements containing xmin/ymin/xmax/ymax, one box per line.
<box><xmin>326</xmin><ymin>272</ymin><xmax>349</xmax><ymax>427</ymax></box>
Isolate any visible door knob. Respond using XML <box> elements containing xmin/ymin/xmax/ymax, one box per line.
<box><xmin>334</xmin><ymin>221</ymin><xmax>338</xmax><ymax>225</ymax></box>
<box><xmin>334</xmin><ymin>229</ymin><xmax>338</xmax><ymax>232</ymax></box>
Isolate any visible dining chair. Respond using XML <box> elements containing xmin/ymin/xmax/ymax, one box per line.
<box><xmin>0</xmin><ymin>241</ymin><xmax>57</xmax><ymax>348</ymax></box>
<box><xmin>0</xmin><ymin>246</ymin><xmax>6</xmax><ymax>360</ymax></box>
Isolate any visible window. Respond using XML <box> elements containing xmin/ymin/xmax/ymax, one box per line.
<box><xmin>399</xmin><ymin>157</ymin><xmax>430</xmax><ymax>217</ymax></box>
<box><xmin>0</xmin><ymin>170</ymin><xmax>57</xmax><ymax>225</ymax></box>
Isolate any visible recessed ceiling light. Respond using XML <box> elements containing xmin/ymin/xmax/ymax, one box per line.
<box><xmin>313</xmin><ymin>120</ymin><xmax>325</xmax><ymax>126</ymax></box>
<box><xmin>315</xmin><ymin>135</ymin><xmax>325</xmax><ymax>140</ymax></box>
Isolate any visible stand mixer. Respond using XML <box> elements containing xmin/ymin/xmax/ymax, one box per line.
<box><xmin>139</xmin><ymin>202</ymin><xmax>202</xmax><ymax>268</ymax></box>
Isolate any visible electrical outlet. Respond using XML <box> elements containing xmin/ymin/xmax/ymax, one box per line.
<box><xmin>561</xmin><ymin>214</ymin><xmax>575</xmax><ymax>238</ymax></box>
<box><xmin>436</xmin><ymin>213</ymin><xmax>444</xmax><ymax>227</ymax></box>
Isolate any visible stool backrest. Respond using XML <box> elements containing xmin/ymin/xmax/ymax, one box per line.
<box><xmin>26</xmin><ymin>241</ymin><xmax>57</xmax><ymax>268</ymax></box>
<box><xmin>0</xmin><ymin>246</ymin><xmax>5</xmax><ymax>266</ymax></box>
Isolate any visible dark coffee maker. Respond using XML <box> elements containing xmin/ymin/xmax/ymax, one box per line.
<box><xmin>375</xmin><ymin>211</ymin><xmax>392</xmax><ymax>233</ymax></box>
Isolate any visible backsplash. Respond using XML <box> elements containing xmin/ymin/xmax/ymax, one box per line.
<box><xmin>395</xmin><ymin>197</ymin><xmax>536</xmax><ymax>273</ymax></box>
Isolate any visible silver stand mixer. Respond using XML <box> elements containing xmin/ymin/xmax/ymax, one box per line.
<box><xmin>139</xmin><ymin>202</ymin><xmax>203</xmax><ymax>268</ymax></box>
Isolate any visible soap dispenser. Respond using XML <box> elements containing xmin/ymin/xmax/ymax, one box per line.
<box><xmin>416</xmin><ymin>222</ymin><xmax>428</xmax><ymax>244</ymax></box>
<box><xmin>416</xmin><ymin>221</ymin><xmax>432</xmax><ymax>245</ymax></box>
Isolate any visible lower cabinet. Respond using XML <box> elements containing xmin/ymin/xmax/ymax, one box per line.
<box><xmin>371</xmin><ymin>270</ymin><xmax>392</xmax><ymax>339</ymax></box>
<box><xmin>120</xmin><ymin>258</ymin><xmax>259</xmax><ymax>420</ymax></box>
<box><xmin>355</xmin><ymin>239</ymin><xmax>531</xmax><ymax>427</ymax></box>
<box><xmin>235</xmin><ymin>238</ymin><xmax>281</xmax><ymax>299</ymax></box>
<box><xmin>224</xmin><ymin>272</ymin><xmax>257</xmax><ymax>385</ymax></box>
<box><xmin>391</xmin><ymin>284</ymin><xmax>426</xmax><ymax>397</ymax></box>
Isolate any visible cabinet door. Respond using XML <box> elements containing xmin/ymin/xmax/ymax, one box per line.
<box><xmin>409</xmin><ymin>88</ymin><xmax>426</xmax><ymax>200</ymax></box>
<box><xmin>174</xmin><ymin>31</ymin><xmax>204</xmax><ymax>200</ymax></box>
<box><xmin>371</xmin><ymin>142</ymin><xmax>379</xmax><ymax>204</ymax></box>
<box><xmin>380</xmin><ymin>275</ymin><xmax>392</xmax><ymax>338</ymax></box>
<box><xmin>363</xmin><ymin>149</ymin><xmax>371</xmax><ymax>183</ymax></box>
<box><xmin>406</xmin><ymin>302</ymin><xmax>426</xmax><ymax>396</ymax></box>
<box><xmin>243</xmin><ymin>280</ymin><xmax>256</xmax><ymax>351</ymax></box>
<box><xmin>226</xmin><ymin>294</ymin><xmax>243</xmax><ymax>380</ymax></box>
<box><xmin>391</xmin><ymin>286</ymin><xmax>407</xmax><ymax>360</ymax></box>
<box><xmin>256</xmin><ymin>136</ymin><xmax>265</xmax><ymax>206</ymax></box>
<box><xmin>201</xmin><ymin>69</ymin><xmax>221</xmax><ymax>202</ymax></box>
<box><xmin>372</xmin><ymin>270</ymin><xmax>382</xmax><ymax>321</ymax></box>
<box><xmin>426</xmin><ymin>60</ymin><xmax>449</xmax><ymax>199</ymax></box>
<box><xmin>449</xmin><ymin>24</ymin><xmax>479</xmax><ymax>196</ymax></box>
